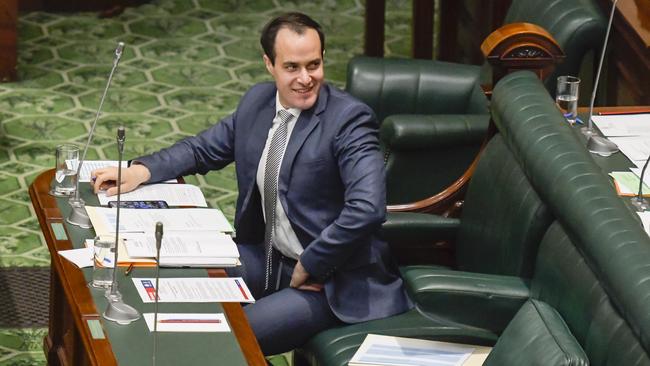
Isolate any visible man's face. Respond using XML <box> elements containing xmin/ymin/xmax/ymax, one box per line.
<box><xmin>263</xmin><ymin>27</ymin><xmax>324</xmax><ymax>110</ymax></box>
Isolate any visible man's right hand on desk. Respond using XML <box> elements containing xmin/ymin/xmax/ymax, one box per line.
<box><xmin>91</xmin><ymin>164</ymin><xmax>151</xmax><ymax>196</ymax></box>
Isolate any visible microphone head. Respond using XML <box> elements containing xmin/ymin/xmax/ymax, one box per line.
<box><xmin>155</xmin><ymin>222</ymin><xmax>163</xmax><ymax>248</ymax></box>
<box><xmin>117</xmin><ymin>126</ymin><xmax>125</xmax><ymax>141</ymax></box>
<box><xmin>115</xmin><ymin>42</ymin><xmax>125</xmax><ymax>58</ymax></box>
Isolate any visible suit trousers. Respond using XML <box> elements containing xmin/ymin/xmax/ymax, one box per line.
<box><xmin>226</xmin><ymin>243</ymin><xmax>342</xmax><ymax>355</ymax></box>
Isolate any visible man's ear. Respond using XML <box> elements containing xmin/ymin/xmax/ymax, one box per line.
<box><xmin>263</xmin><ymin>54</ymin><xmax>274</xmax><ymax>76</ymax></box>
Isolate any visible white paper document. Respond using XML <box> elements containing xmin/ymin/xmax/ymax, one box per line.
<box><xmin>87</xmin><ymin>206</ymin><xmax>233</xmax><ymax>234</ymax></box>
<box><xmin>143</xmin><ymin>313</ymin><xmax>230</xmax><ymax>332</ymax></box>
<box><xmin>66</xmin><ymin>160</ymin><xmax>127</xmax><ymax>182</ymax></box>
<box><xmin>132</xmin><ymin>277</ymin><xmax>255</xmax><ymax>303</ymax></box>
<box><xmin>638</xmin><ymin>212</ymin><xmax>650</xmax><ymax>235</ymax></box>
<box><xmin>58</xmin><ymin>247</ymin><xmax>94</xmax><ymax>268</ymax></box>
<box><xmin>592</xmin><ymin>114</ymin><xmax>650</xmax><ymax>137</ymax></box>
<box><xmin>123</xmin><ymin>232</ymin><xmax>239</xmax><ymax>267</ymax></box>
<box><xmin>97</xmin><ymin>183</ymin><xmax>208</xmax><ymax>207</ymax></box>
<box><xmin>608</xmin><ymin>137</ymin><xmax>650</xmax><ymax>161</ymax></box>
<box><xmin>349</xmin><ymin>334</ymin><xmax>491</xmax><ymax>366</ymax></box>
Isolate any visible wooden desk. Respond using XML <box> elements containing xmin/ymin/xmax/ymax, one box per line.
<box><xmin>29</xmin><ymin>169</ymin><xmax>266</xmax><ymax>366</ymax></box>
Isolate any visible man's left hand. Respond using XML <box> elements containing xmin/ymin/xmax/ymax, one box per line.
<box><xmin>290</xmin><ymin>260</ymin><xmax>323</xmax><ymax>292</ymax></box>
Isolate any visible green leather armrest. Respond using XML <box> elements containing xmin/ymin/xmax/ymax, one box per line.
<box><xmin>485</xmin><ymin>299</ymin><xmax>588</xmax><ymax>366</ymax></box>
<box><xmin>346</xmin><ymin>56</ymin><xmax>487</xmax><ymax>122</ymax></box>
<box><xmin>381</xmin><ymin>212</ymin><xmax>460</xmax><ymax>244</ymax></box>
<box><xmin>400</xmin><ymin>266</ymin><xmax>530</xmax><ymax>333</ymax></box>
<box><xmin>381</xmin><ymin>114</ymin><xmax>489</xmax><ymax>150</ymax></box>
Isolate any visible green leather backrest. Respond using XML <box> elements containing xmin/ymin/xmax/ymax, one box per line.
<box><xmin>503</xmin><ymin>0</ymin><xmax>606</xmax><ymax>94</ymax></box>
<box><xmin>455</xmin><ymin>134</ymin><xmax>552</xmax><ymax>277</ymax></box>
<box><xmin>485</xmin><ymin>298</ymin><xmax>588</xmax><ymax>366</ymax></box>
<box><xmin>493</xmin><ymin>71</ymin><xmax>650</xmax><ymax>358</ymax></box>
<box><xmin>381</xmin><ymin>114</ymin><xmax>488</xmax><ymax>204</ymax></box>
<box><xmin>532</xmin><ymin>222</ymin><xmax>650</xmax><ymax>365</ymax></box>
<box><xmin>346</xmin><ymin>57</ymin><xmax>487</xmax><ymax>123</ymax></box>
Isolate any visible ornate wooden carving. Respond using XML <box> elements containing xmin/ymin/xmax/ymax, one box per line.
<box><xmin>481</xmin><ymin>22</ymin><xmax>564</xmax><ymax>85</ymax></box>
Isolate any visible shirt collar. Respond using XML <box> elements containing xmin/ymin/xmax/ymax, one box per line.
<box><xmin>275</xmin><ymin>92</ymin><xmax>300</xmax><ymax>119</ymax></box>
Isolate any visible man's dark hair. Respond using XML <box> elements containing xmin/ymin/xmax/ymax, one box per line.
<box><xmin>260</xmin><ymin>12</ymin><xmax>325</xmax><ymax>65</ymax></box>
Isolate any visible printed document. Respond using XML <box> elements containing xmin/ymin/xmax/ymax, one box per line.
<box><xmin>608</xmin><ymin>136</ymin><xmax>650</xmax><ymax>161</ymax></box>
<box><xmin>87</xmin><ymin>206</ymin><xmax>233</xmax><ymax>234</ymax></box>
<box><xmin>349</xmin><ymin>334</ymin><xmax>491</xmax><ymax>366</ymax></box>
<box><xmin>96</xmin><ymin>183</ymin><xmax>208</xmax><ymax>207</ymax></box>
<box><xmin>132</xmin><ymin>277</ymin><xmax>254</xmax><ymax>303</ymax></box>
<box><xmin>143</xmin><ymin>313</ymin><xmax>230</xmax><ymax>332</ymax></box>
<box><xmin>123</xmin><ymin>232</ymin><xmax>239</xmax><ymax>267</ymax></box>
<box><xmin>592</xmin><ymin>114</ymin><xmax>650</xmax><ymax>137</ymax></box>
<box><xmin>66</xmin><ymin>160</ymin><xmax>127</xmax><ymax>182</ymax></box>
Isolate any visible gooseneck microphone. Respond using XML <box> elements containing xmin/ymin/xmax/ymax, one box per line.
<box><xmin>103</xmin><ymin>127</ymin><xmax>140</xmax><ymax>325</ymax></box>
<box><xmin>631</xmin><ymin>155</ymin><xmax>650</xmax><ymax>211</ymax></box>
<box><xmin>68</xmin><ymin>41</ymin><xmax>125</xmax><ymax>228</ymax></box>
<box><xmin>583</xmin><ymin>0</ymin><xmax>619</xmax><ymax>156</ymax></box>
<box><xmin>153</xmin><ymin>222</ymin><xmax>163</xmax><ymax>366</ymax></box>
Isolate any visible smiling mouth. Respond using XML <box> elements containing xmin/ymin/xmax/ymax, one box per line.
<box><xmin>293</xmin><ymin>86</ymin><xmax>313</xmax><ymax>94</ymax></box>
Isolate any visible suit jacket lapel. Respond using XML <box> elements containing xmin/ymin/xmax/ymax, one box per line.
<box><xmin>243</xmin><ymin>97</ymin><xmax>275</xmax><ymax>202</ymax></box>
<box><xmin>279</xmin><ymin>85</ymin><xmax>328</xmax><ymax>191</ymax></box>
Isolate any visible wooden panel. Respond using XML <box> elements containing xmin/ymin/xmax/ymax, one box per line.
<box><xmin>600</xmin><ymin>0</ymin><xmax>650</xmax><ymax>105</ymax></box>
<box><xmin>364</xmin><ymin>0</ymin><xmax>385</xmax><ymax>57</ymax></box>
<box><xmin>0</xmin><ymin>0</ymin><xmax>17</xmax><ymax>82</ymax></box>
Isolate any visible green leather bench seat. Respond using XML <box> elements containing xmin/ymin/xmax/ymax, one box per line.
<box><xmin>345</xmin><ymin>0</ymin><xmax>605</xmax><ymax>205</ymax></box>
<box><xmin>296</xmin><ymin>72</ymin><xmax>650</xmax><ymax>365</ymax></box>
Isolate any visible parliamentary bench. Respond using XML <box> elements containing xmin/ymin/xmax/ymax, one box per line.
<box><xmin>295</xmin><ymin>71</ymin><xmax>650</xmax><ymax>366</ymax></box>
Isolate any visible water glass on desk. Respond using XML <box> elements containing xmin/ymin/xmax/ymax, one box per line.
<box><xmin>91</xmin><ymin>235</ymin><xmax>116</xmax><ymax>289</ymax></box>
<box><xmin>556</xmin><ymin>76</ymin><xmax>580</xmax><ymax>125</ymax></box>
<box><xmin>50</xmin><ymin>144</ymin><xmax>79</xmax><ymax>196</ymax></box>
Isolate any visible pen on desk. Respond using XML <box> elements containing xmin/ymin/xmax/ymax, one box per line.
<box><xmin>159</xmin><ymin>319</ymin><xmax>221</xmax><ymax>324</ymax></box>
<box><xmin>598</xmin><ymin>109</ymin><xmax>650</xmax><ymax>116</ymax></box>
<box><xmin>124</xmin><ymin>263</ymin><xmax>134</xmax><ymax>276</ymax></box>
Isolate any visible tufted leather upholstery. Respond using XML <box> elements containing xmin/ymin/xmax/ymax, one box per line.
<box><xmin>346</xmin><ymin>0</ymin><xmax>605</xmax><ymax>205</ymax></box>
<box><xmin>296</xmin><ymin>71</ymin><xmax>650</xmax><ymax>365</ymax></box>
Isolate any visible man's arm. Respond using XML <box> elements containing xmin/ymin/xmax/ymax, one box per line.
<box><xmin>298</xmin><ymin>103</ymin><xmax>386</xmax><ymax>282</ymax></box>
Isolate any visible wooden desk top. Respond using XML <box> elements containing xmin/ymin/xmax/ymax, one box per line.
<box><xmin>29</xmin><ymin>169</ymin><xmax>265</xmax><ymax>366</ymax></box>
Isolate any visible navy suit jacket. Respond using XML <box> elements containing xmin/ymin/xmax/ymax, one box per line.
<box><xmin>137</xmin><ymin>82</ymin><xmax>412</xmax><ymax>323</ymax></box>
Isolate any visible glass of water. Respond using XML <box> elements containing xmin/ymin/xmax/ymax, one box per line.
<box><xmin>50</xmin><ymin>144</ymin><xmax>79</xmax><ymax>196</ymax></box>
<box><xmin>90</xmin><ymin>235</ymin><xmax>116</xmax><ymax>289</ymax></box>
<box><xmin>556</xmin><ymin>76</ymin><xmax>580</xmax><ymax>125</ymax></box>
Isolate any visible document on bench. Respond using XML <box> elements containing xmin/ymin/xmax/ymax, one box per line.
<box><xmin>66</xmin><ymin>160</ymin><xmax>127</xmax><ymax>182</ymax></box>
<box><xmin>86</xmin><ymin>206</ymin><xmax>233</xmax><ymax>234</ymax></box>
<box><xmin>349</xmin><ymin>334</ymin><xmax>491</xmax><ymax>366</ymax></box>
<box><xmin>96</xmin><ymin>183</ymin><xmax>208</xmax><ymax>207</ymax></box>
<box><xmin>607</xmin><ymin>137</ymin><xmax>650</xmax><ymax>161</ymax></box>
<box><xmin>123</xmin><ymin>232</ymin><xmax>239</xmax><ymax>267</ymax></box>
<box><xmin>592</xmin><ymin>114</ymin><xmax>650</xmax><ymax>137</ymax></box>
<box><xmin>609</xmin><ymin>172</ymin><xmax>650</xmax><ymax>196</ymax></box>
<box><xmin>143</xmin><ymin>313</ymin><xmax>230</xmax><ymax>332</ymax></box>
<box><xmin>132</xmin><ymin>277</ymin><xmax>255</xmax><ymax>303</ymax></box>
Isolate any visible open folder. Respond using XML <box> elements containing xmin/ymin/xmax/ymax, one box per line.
<box><xmin>86</xmin><ymin>206</ymin><xmax>238</xmax><ymax>267</ymax></box>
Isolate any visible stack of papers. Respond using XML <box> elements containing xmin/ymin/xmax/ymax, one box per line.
<box><xmin>132</xmin><ymin>277</ymin><xmax>254</xmax><ymax>303</ymax></box>
<box><xmin>96</xmin><ymin>183</ymin><xmax>208</xmax><ymax>207</ymax></box>
<box><xmin>86</xmin><ymin>206</ymin><xmax>238</xmax><ymax>267</ymax></box>
<box><xmin>349</xmin><ymin>334</ymin><xmax>491</xmax><ymax>366</ymax></box>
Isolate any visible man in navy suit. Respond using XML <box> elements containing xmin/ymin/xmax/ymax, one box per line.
<box><xmin>92</xmin><ymin>12</ymin><xmax>412</xmax><ymax>355</ymax></box>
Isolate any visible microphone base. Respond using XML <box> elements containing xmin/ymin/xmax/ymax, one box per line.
<box><xmin>580</xmin><ymin>126</ymin><xmax>598</xmax><ymax>137</ymax></box>
<box><xmin>67</xmin><ymin>197</ymin><xmax>93</xmax><ymax>229</ymax></box>
<box><xmin>631</xmin><ymin>196</ymin><xmax>650</xmax><ymax>212</ymax></box>
<box><xmin>103</xmin><ymin>299</ymin><xmax>140</xmax><ymax>325</ymax></box>
<box><xmin>586</xmin><ymin>135</ymin><xmax>619</xmax><ymax>157</ymax></box>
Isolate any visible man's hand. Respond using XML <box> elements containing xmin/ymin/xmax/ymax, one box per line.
<box><xmin>290</xmin><ymin>260</ymin><xmax>323</xmax><ymax>292</ymax></box>
<box><xmin>91</xmin><ymin>164</ymin><xmax>151</xmax><ymax>196</ymax></box>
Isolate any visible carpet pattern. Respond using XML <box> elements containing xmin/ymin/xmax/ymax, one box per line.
<box><xmin>0</xmin><ymin>0</ymin><xmax>413</xmax><ymax>364</ymax></box>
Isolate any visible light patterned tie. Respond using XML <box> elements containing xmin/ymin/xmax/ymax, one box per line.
<box><xmin>263</xmin><ymin>109</ymin><xmax>292</xmax><ymax>290</ymax></box>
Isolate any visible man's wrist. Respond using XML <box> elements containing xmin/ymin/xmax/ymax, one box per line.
<box><xmin>130</xmin><ymin>163</ymin><xmax>151</xmax><ymax>184</ymax></box>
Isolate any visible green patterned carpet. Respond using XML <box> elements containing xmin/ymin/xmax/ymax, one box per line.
<box><xmin>0</xmin><ymin>0</ymin><xmax>411</xmax><ymax>364</ymax></box>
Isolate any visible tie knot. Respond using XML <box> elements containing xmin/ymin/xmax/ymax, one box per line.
<box><xmin>277</xmin><ymin>109</ymin><xmax>292</xmax><ymax>124</ymax></box>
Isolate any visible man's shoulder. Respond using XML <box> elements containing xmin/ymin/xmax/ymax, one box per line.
<box><xmin>241</xmin><ymin>82</ymin><xmax>276</xmax><ymax>104</ymax></box>
<box><xmin>321</xmin><ymin>83</ymin><xmax>374</xmax><ymax>118</ymax></box>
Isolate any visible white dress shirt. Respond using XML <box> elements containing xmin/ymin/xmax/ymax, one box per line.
<box><xmin>256</xmin><ymin>93</ymin><xmax>304</xmax><ymax>260</ymax></box>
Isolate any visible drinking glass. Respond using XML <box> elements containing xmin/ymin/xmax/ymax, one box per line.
<box><xmin>91</xmin><ymin>235</ymin><xmax>116</xmax><ymax>289</ymax></box>
<box><xmin>556</xmin><ymin>76</ymin><xmax>580</xmax><ymax>125</ymax></box>
<box><xmin>50</xmin><ymin>144</ymin><xmax>79</xmax><ymax>196</ymax></box>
